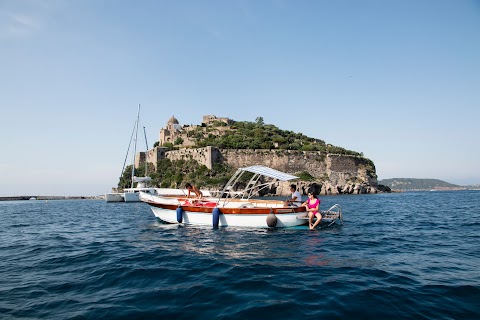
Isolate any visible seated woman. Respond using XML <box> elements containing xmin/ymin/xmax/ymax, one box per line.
<box><xmin>185</xmin><ymin>183</ymin><xmax>203</xmax><ymax>199</ymax></box>
<box><xmin>302</xmin><ymin>192</ymin><xmax>321</xmax><ymax>230</ymax></box>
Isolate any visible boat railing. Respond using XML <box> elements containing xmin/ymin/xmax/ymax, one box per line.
<box><xmin>321</xmin><ymin>204</ymin><xmax>343</xmax><ymax>226</ymax></box>
<box><xmin>296</xmin><ymin>203</ymin><xmax>343</xmax><ymax>227</ymax></box>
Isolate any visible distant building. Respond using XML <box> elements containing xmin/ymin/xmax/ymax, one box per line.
<box><xmin>141</xmin><ymin>114</ymin><xmax>234</xmax><ymax>170</ymax></box>
<box><xmin>158</xmin><ymin>114</ymin><xmax>234</xmax><ymax>147</ymax></box>
<box><xmin>202</xmin><ymin>115</ymin><xmax>234</xmax><ymax>126</ymax></box>
<box><xmin>159</xmin><ymin>115</ymin><xmax>183</xmax><ymax>145</ymax></box>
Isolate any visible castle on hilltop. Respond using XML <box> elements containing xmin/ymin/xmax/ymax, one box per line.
<box><xmin>159</xmin><ymin>115</ymin><xmax>234</xmax><ymax>147</ymax></box>
<box><xmin>136</xmin><ymin>115</ymin><xmax>234</xmax><ymax>170</ymax></box>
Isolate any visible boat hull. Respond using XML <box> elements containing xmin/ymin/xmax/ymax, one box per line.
<box><xmin>150</xmin><ymin>206</ymin><xmax>307</xmax><ymax>228</ymax></box>
<box><xmin>105</xmin><ymin>193</ymin><xmax>124</xmax><ymax>202</ymax></box>
<box><xmin>123</xmin><ymin>192</ymin><xmax>141</xmax><ymax>202</ymax></box>
<box><xmin>124</xmin><ymin>188</ymin><xmax>212</xmax><ymax>202</ymax></box>
<box><xmin>141</xmin><ymin>194</ymin><xmax>308</xmax><ymax>228</ymax></box>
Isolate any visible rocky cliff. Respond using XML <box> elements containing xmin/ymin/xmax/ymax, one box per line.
<box><xmin>220</xmin><ymin>149</ymin><xmax>381</xmax><ymax>195</ymax></box>
<box><xmin>163</xmin><ymin>147</ymin><xmax>384</xmax><ymax>195</ymax></box>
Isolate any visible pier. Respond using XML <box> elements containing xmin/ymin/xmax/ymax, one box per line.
<box><xmin>0</xmin><ymin>196</ymin><xmax>100</xmax><ymax>201</ymax></box>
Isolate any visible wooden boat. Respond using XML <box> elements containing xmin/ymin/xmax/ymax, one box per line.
<box><xmin>139</xmin><ymin>165</ymin><xmax>310</xmax><ymax>228</ymax></box>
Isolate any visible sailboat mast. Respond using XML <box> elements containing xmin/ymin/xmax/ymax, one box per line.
<box><xmin>120</xmin><ymin>120</ymin><xmax>136</xmax><ymax>189</ymax></box>
<box><xmin>143</xmin><ymin>126</ymin><xmax>149</xmax><ymax>176</ymax></box>
<box><xmin>130</xmin><ymin>104</ymin><xmax>140</xmax><ymax>189</ymax></box>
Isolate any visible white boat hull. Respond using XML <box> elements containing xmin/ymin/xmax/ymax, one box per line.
<box><xmin>154</xmin><ymin>188</ymin><xmax>212</xmax><ymax>197</ymax></box>
<box><xmin>123</xmin><ymin>192</ymin><xmax>141</xmax><ymax>202</ymax></box>
<box><xmin>149</xmin><ymin>205</ymin><xmax>307</xmax><ymax>228</ymax></box>
<box><xmin>124</xmin><ymin>188</ymin><xmax>212</xmax><ymax>202</ymax></box>
<box><xmin>124</xmin><ymin>188</ymin><xmax>158</xmax><ymax>202</ymax></box>
<box><xmin>106</xmin><ymin>188</ymin><xmax>211</xmax><ymax>203</ymax></box>
<box><xmin>105</xmin><ymin>192</ymin><xmax>124</xmax><ymax>202</ymax></box>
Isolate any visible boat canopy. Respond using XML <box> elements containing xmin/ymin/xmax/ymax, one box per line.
<box><xmin>240</xmin><ymin>165</ymin><xmax>298</xmax><ymax>182</ymax></box>
<box><xmin>217</xmin><ymin>165</ymin><xmax>299</xmax><ymax>201</ymax></box>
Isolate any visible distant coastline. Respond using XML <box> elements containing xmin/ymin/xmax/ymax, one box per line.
<box><xmin>3</xmin><ymin>189</ymin><xmax>478</xmax><ymax>201</ymax></box>
<box><xmin>378</xmin><ymin>178</ymin><xmax>479</xmax><ymax>192</ymax></box>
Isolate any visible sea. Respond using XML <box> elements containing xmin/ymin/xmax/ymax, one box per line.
<box><xmin>1</xmin><ymin>190</ymin><xmax>479</xmax><ymax>319</ymax></box>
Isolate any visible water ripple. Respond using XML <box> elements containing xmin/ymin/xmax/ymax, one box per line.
<box><xmin>1</xmin><ymin>193</ymin><xmax>479</xmax><ymax>319</ymax></box>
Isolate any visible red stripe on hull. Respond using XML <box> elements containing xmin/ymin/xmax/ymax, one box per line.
<box><xmin>144</xmin><ymin>201</ymin><xmax>306</xmax><ymax>215</ymax></box>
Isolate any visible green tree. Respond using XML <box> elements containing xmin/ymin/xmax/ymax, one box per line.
<box><xmin>255</xmin><ymin>117</ymin><xmax>264</xmax><ymax>125</ymax></box>
<box><xmin>162</xmin><ymin>142</ymin><xmax>174</xmax><ymax>150</ymax></box>
<box><xmin>174</xmin><ymin>137</ymin><xmax>184</xmax><ymax>145</ymax></box>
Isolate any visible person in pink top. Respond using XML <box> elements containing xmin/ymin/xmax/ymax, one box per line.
<box><xmin>302</xmin><ymin>191</ymin><xmax>321</xmax><ymax>230</ymax></box>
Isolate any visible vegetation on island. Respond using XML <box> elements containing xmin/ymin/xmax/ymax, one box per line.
<box><xmin>155</xmin><ymin>117</ymin><xmax>363</xmax><ymax>156</ymax></box>
<box><xmin>119</xmin><ymin>160</ymin><xmax>236</xmax><ymax>190</ymax></box>
<box><xmin>118</xmin><ymin>117</ymin><xmax>370</xmax><ymax>190</ymax></box>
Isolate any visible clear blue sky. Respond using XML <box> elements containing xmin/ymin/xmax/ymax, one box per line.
<box><xmin>1</xmin><ymin>0</ymin><xmax>479</xmax><ymax>196</ymax></box>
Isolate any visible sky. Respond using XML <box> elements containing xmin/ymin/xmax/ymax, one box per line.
<box><xmin>1</xmin><ymin>0</ymin><xmax>479</xmax><ymax>196</ymax></box>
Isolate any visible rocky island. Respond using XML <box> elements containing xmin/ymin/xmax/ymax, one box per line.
<box><xmin>114</xmin><ymin>115</ymin><xmax>389</xmax><ymax>196</ymax></box>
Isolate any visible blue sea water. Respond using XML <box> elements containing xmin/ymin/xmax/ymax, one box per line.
<box><xmin>1</xmin><ymin>191</ymin><xmax>479</xmax><ymax>319</ymax></box>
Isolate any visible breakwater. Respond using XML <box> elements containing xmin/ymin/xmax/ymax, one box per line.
<box><xmin>0</xmin><ymin>196</ymin><xmax>99</xmax><ymax>201</ymax></box>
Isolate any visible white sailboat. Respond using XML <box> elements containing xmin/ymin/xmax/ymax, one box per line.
<box><xmin>106</xmin><ymin>105</ymin><xmax>155</xmax><ymax>202</ymax></box>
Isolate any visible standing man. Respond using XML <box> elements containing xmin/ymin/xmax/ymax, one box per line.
<box><xmin>285</xmin><ymin>184</ymin><xmax>302</xmax><ymax>206</ymax></box>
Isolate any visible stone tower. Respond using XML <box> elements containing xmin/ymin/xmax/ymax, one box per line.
<box><xmin>159</xmin><ymin>115</ymin><xmax>182</xmax><ymax>145</ymax></box>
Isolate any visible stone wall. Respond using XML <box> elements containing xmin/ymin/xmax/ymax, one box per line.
<box><xmin>164</xmin><ymin>146</ymin><xmax>221</xmax><ymax>170</ymax></box>
<box><xmin>219</xmin><ymin>149</ymin><xmax>375</xmax><ymax>186</ymax></box>
<box><xmin>145</xmin><ymin>147</ymin><xmax>168</xmax><ymax>170</ymax></box>
<box><xmin>219</xmin><ymin>149</ymin><xmax>324</xmax><ymax>175</ymax></box>
<box><xmin>140</xmin><ymin>146</ymin><xmax>381</xmax><ymax>195</ymax></box>
<box><xmin>327</xmin><ymin>154</ymin><xmax>376</xmax><ymax>185</ymax></box>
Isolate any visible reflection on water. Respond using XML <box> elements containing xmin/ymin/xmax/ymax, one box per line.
<box><xmin>141</xmin><ymin>222</ymin><xmax>378</xmax><ymax>270</ymax></box>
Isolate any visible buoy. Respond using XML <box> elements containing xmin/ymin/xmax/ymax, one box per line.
<box><xmin>212</xmin><ymin>208</ymin><xmax>220</xmax><ymax>227</ymax></box>
<box><xmin>176</xmin><ymin>207</ymin><xmax>183</xmax><ymax>223</ymax></box>
<box><xmin>266</xmin><ymin>212</ymin><xmax>277</xmax><ymax>228</ymax></box>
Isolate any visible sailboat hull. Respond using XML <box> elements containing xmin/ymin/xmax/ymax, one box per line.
<box><xmin>105</xmin><ymin>193</ymin><xmax>124</xmax><ymax>202</ymax></box>
<box><xmin>123</xmin><ymin>188</ymin><xmax>157</xmax><ymax>202</ymax></box>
